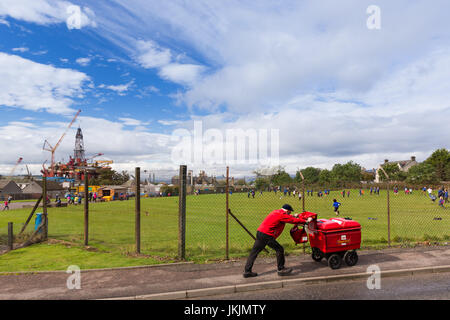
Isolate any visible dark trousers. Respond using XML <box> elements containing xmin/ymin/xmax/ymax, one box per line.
<box><xmin>244</xmin><ymin>231</ymin><xmax>285</xmax><ymax>272</ymax></box>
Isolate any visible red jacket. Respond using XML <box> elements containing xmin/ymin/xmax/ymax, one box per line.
<box><xmin>257</xmin><ymin>209</ymin><xmax>307</xmax><ymax>239</ymax></box>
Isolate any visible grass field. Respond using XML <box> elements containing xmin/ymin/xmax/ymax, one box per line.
<box><xmin>0</xmin><ymin>189</ymin><xmax>448</xmax><ymax>272</ymax></box>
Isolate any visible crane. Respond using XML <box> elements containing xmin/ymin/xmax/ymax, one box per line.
<box><xmin>43</xmin><ymin>109</ymin><xmax>81</xmax><ymax>177</ymax></box>
<box><xmin>95</xmin><ymin>160</ymin><xmax>113</xmax><ymax>167</ymax></box>
<box><xmin>10</xmin><ymin>157</ymin><xmax>23</xmax><ymax>176</ymax></box>
<box><xmin>26</xmin><ymin>164</ymin><xmax>32</xmax><ymax>180</ymax></box>
<box><xmin>86</xmin><ymin>153</ymin><xmax>104</xmax><ymax>162</ymax></box>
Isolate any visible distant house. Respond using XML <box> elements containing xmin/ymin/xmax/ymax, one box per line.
<box><xmin>375</xmin><ymin>156</ymin><xmax>418</xmax><ymax>182</ymax></box>
<box><xmin>143</xmin><ymin>183</ymin><xmax>163</xmax><ymax>196</ymax></box>
<box><xmin>121</xmin><ymin>179</ymin><xmax>136</xmax><ymax>193</ymax></box>
<box><xmin>0</xmin><ymin>180</ymin><xmax>22</xmax><ymax>199</ymax></box>
<box><xmin>22</xmin><ymin>180</ymin><xmax>66</xmax><ymax>198</ymax></box>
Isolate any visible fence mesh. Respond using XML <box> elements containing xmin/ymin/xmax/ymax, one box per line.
<box><xmin>0</xmin><ymin>168</ymin><xmax>448</xmax><ymax>268</ymax></box>
<box><xmin>226</xmin><ymin>169</ymin><xmax>449</xmax><ymax>259</ymax></box>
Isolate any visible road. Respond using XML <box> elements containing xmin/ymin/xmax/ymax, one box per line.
<box><xmin>186</xmin><ymin>272</ymin><xmax>450</xmax><ymax>300</ymax></box>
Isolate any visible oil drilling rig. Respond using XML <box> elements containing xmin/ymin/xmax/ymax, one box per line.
<box><xmin>41</xmin><ymin>110</ymin><xmax>113</xmax><ymax>181</ymax></box>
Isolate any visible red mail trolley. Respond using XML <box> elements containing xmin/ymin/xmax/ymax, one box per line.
<box><xmin>290</xmin><ymin>212</ymin><xmax>362</xmax><ymax>269</ymax></box>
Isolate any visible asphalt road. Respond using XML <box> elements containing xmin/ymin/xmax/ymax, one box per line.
<box><xmin>187</xmin><ymin>272</ymin><xmax>450</xmax><ymax>300</ymax></box>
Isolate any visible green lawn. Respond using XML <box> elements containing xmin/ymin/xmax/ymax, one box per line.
<box><xmin>0</xmin><ymin>190</ymin><xmax>448</xmax><ymax>272</ymax></box>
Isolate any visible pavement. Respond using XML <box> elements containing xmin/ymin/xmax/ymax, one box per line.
<box><xmin>3</xmin><ymin>201</ymin><xmax>62</xmax><ymax>210</ymax></box>
<box><xmin>0</xmin><ymin>245</ymin><xmax>449</xmax><ymax>300</ymax></box>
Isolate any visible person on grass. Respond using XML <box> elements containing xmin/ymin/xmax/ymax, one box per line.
<box><xmin>438</xmin><ymin>196</ymin><xmax>445</xmax><ymax>208</ymax></box>
<box><xmin>243</xmin><ymin>204</ymin><xmax>312</xmax><ymax>278</ymax></box>
<box><xmin>333</xmin><ymin>199</ymin><xmax>341</xmax><ymax>216</ymax></box>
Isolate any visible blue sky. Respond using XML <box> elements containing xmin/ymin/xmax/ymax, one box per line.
<box><xmin>1</xmin><ymin>0</ymin><xmax>450</xmax><ymax>178</ymax></box>
<box><xmin>0</xmin><ymin>16</ymin><xmax>192</xmax><ymax>131</ymax></box>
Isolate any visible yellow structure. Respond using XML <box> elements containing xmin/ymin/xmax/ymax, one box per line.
<box><xmin>102</xmin><ymin>195</ymin><xmax>113</xmax><ymax>202</ymax></box>
<box><xmin>76</xmin><ymin>185</ymin><xmax>101</xmax><ymax>193</ymax></box>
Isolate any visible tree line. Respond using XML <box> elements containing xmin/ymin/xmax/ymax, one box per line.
<box><xmin>253</xmin><ymin>148</ymin><xmax>450</xmax><ymax>189</ymax></box>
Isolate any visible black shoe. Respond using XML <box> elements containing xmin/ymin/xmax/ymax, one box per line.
<box><xmin>243</xmin><ymin>271</ymin><xmax>258</xmax><ymax>278</ymax></box>
<box><xmin>277</xmin><ymin>267</ymin><xmax>293</xmax><ymax>276</ymax></box>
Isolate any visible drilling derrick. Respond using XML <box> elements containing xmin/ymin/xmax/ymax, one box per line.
<box><xmin>74</xmin><ymin>127</ymin><xmax>85</xmax><ymax>162</ymax></box>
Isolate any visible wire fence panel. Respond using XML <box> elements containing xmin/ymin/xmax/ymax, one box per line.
<box><xmin>185</xmin><ymin>166</ymin><xmax>228</xmax><ymax>260</ymax></box>
<box><xmin>390</xmin><ymin>187</ymin><xmax>450</xmax><ymax>244</ymax></box>
<box><xmin>227</xmin><ymin>174</ymin><xmax>449</xmax><ymax>260</ymax></box>
<box><xmin>228</xmin><ymin>180</ymin><xmax>307</xmax><ymax>258</ymax></box>
<box><xmin>0</xmin><ymin>199</ymin><xmax>44</xmax><ymax>251</ymax></box>
<box><xmin>186</xmin><ymin>192</ymin><xmax>226</xmax><ymax>260</ymax></box>
<box><xmin>1</xmin><ymin>168</ymin><xmax>448</xmax><ymax>267</ymax></box>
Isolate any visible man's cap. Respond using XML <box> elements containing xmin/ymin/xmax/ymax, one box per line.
<box><xmin>282</xmin><ymin>204</ymin><xmax>294</xmax><ymax>211</ymax></box>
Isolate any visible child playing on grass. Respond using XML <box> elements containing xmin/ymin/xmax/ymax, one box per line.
<box><xmin>439</xmin><ymin>196</ymin><xmax>445</xmax><ymax>208</ymax></box>
<box><xmin>333</xmin><ymin>199</ymin><xmax>341</xmax><ymax>216</ymax></box>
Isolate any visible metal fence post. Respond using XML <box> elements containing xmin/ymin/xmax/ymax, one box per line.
<box><xmin>226</xmin><ymin>166</ymin><xmax>230</xmax><ymax>260</ymax></box>
<box><xmin>178</xmin><ymin>165</ymin><xmax>187</xmax><ymax>260</ymax></box>
<box><xmin>387</xmin><ymin>181</ymin><xmax>391</xmax><ymax>247</ymax></box>
<box><xmin>84</xmin><ymin>171</ymin><xmax>89</xmax><ymax>246</ymax></box>
<box><xmin>135</xmin><ymin>167</ymin><xmax>141</xmax><ymax>254</ymax></box>
<box><xmin>42</xmin><ymin>176</ymin><xmax>48</xmax><ymax>240</ymax></box>
<box><xmin>84</xmin><ymin>170</ymin><xmax>89</xmax><ymax>246</ymax></box>
<box><xmin>302</xmin><ymin>181</ymin><xmax>306</xmax><ymax>212</ymax></box>
<box><xmin>379</xmin><ymin>167</ymin><xmax>391</xmax><ymax>248</ymax></box>
<box><xmin>8</xmin><ymin>222</ymin><xmax>13</xmax><ymax>251</ymax></box>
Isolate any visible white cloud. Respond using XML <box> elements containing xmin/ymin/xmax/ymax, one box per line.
<box><xmin>2</xmin><ymin>1</ymin><xmax>450</xmax><ymax>175</ymax></box>
<box><xmin>90</xmin><ymin>1</ymin><xmax>450</xmax><ymax>113</ymax></box>
<box><xmin>12</xmin><ymin>47</ymin><xmax>29</xmax><ymax>52</ymax></box>
<box><xmin>0</xmin><ymin>0</ymin><xmax>96</xmax><ymax>29</ymax></box>
<box><xmin>158</xmin><ymin>120</ymin><xmax>183</xmax><ymax>126</ymax></box>
<box><xmin>0</xmin><ymin>116</ymin><xmax>175</xmax><ymax>175</ymax></box>
<box><xmin>171</xmin><ymin>48</ymin><xmax>450</xmax><ymax>172</ymax></box>
<box><xmin>0</xmin><ymin>17</ymin><xmax>9</xmax><ymax>26</ymax></box>
<box><xmin>99</xmin><ymin>80</ymin><xmax>134</xmax><ymax>96</ymax></box>
<box><xmin>119</xmin><ymin>117</ymin><xmax>149</xmax><ymax>126</ymax></box>
<box><xmin>158</xmin><ymin>63</ymin><xmax>204</xmax><ymax>85</ymax></box>
<box><xmin>0</xmin><ymin>52</ymin><xmax>90</xmax><ymax>114</ymax></box>
<box><xmin>136</xmin><ymin>40</ymin><xmax>172</xmax><ymax>69</ymax></box>
<box><xmin>135</xmin><ymin>40</ymin><xmax>204</xmax><ymax>86</ymax></box>
<box><xmin>32</xmin><ymin>50</ymin><xmax>48</xmax><ymax>55</ymax></box>
<box><xmin>75</xmin><ymin>57</ymin><xmax>91</xmax><ymax>66</ymax></box>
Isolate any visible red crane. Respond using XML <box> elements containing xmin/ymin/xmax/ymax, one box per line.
<box><xmin>10</xmin><ymin>157</ymin><xmax>23</xmax><ymax>175</ymax></box>
<box><xmin>86</xmin><ymin>153</ymin><xmax>104</xmax><ymax>162</ymax></box>
<box><xmin>43</xmin><ymin>109</ymin><xmax>81</xmax><ymax>177</ymax></box>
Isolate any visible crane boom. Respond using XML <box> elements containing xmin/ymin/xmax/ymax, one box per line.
<box><xmin>53</xmin><ymin>109</ymin><xmax>81</xmax><ymax>151</ymax></box>
<box><xmin>86</xmin><ymin>153</ymin><xmax>104</xmax><ymax>161</ymax></box>
<box><xmin>10</xmin><ymin>157</ymin><xmax>23</xmax><ymax>175</ymax></box>
<box><xmin>42</xmin><ymin>109</ymin><xmax>81</xmax><ymax>176</ymax></box>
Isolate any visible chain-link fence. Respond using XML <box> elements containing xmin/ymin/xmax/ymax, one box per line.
<box><xmin>0</xmin><ymin>168</ymin><xmax>448</xmax><ymax>266</ymax></box>
<box><xmin>226</xmin><ymin>171</ymin><xmax>450</xmax><ymax>259</ymax></box>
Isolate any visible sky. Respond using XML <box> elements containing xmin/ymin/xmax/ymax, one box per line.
<box><xmin>1</xmin><ymin>0</ymin><xmax>450</xmax><ymax>180</ymax></box>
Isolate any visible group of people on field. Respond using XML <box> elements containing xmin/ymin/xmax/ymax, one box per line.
<box><xmin>424</xmin><ymin>186</ymin><xmax>448</xmax><ymax>208</ymax></box>
<box><xmin>65</xmin><ymin>191</ymin><xmax>100</xmax><ymax>205</ymax></box>
<box><xmin>393</xmin><ymin>186</ymin><xmax>413</xmax><ymax>195</ymax></box>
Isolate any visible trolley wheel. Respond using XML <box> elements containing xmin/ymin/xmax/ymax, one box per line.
<box><xmin>344</xmin><ymin>250</ymin><xmax>358</xmax><ymax>266</ymax></box>
<box><xmin>328</xmin><ymin>254</ymin><xmax>342</xmax><ymax>269</ymax></box>
<box><xmin>311</xmin><ymin>248</ymin><xmax>324</xmax><ymax>262</ymax></box>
